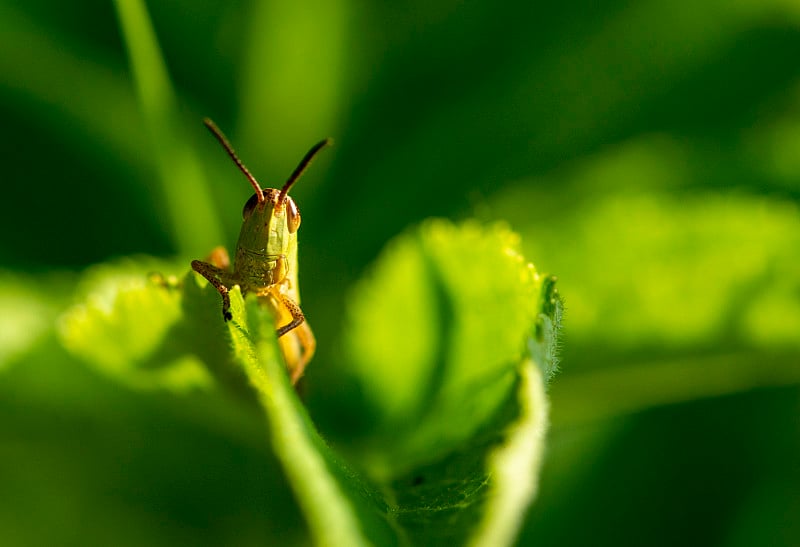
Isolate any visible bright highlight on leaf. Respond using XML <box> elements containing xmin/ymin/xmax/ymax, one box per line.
<box><xmin>0</xmin><ymin>272</ymin><xmax>63</xmax><ymax>370</ymax></box>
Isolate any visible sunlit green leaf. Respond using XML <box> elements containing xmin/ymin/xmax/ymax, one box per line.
<box><xmin>58</xmin><ymin>260</ymin><xmax>214</xmax><ymax>392</ymax></box>
<box><xmin>342</xmin><ymin>220</ymin><xmax>556</xmax><ymax>477</ymax></box>
<box><xmin>52</xmin><ymin>220</ymin><xmax>558</xmax><ymax>547</ymax></box>
<box><xmin>335</xmin><ymin>220</ymin><xmax>556</xmax><ymax>545</ymax></box>
<box><xmin>0</xmin><ymin>272</ymin><xmax>66</xmax><ymax>370</ymax></box>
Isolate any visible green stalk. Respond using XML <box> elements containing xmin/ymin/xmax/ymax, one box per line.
<box><xmin>226</xmin><ymin>288</ymin><xmax>372</xmax><ymax>546</ymax></box>
<box><xmin>551</xmin><ymin>351</ymin><xmax>800</xmax><ymax>428</ymax></box>
<box><xmin>114</xmin><ymin>0</ymin><xmax>222</xmax><ymax>255</ymax></box>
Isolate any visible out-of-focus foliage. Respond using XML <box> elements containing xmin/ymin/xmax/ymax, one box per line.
<box><xmin>1</xmin><ymin>0</ymin><xmax>799</xmax><ymax>545</ymax></box>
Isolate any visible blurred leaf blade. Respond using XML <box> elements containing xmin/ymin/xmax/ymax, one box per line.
<box><xmin>0</xmin><ymin>272</ymin><xmax>70</xmax><ymax>371</ymax></box>
<box><xmin>0</xmin><ymin>3</ymin><xmax>145</xmax><ymax>165</ymax></box>
<box><xmin>114</xmin><ymin>0</ymin><xmax>222</xmax><ymax>255</ymax></box>
<box><xmin>550</xmin><ymin>350</ymin><xmax>800</xmax><ymax>429</ymax></box>
<box><xmin>488</xmin><ymin>138</ymin><xmax>800</xmax><ymax>426</ymax></box>
<box><xmin>238</xmin><ymin>0</ymin><xmax>350</xmax><ymax>177</ymax></box>
<box><xmin>312</xmin><ymin>0</ymin><xmax>800</xmax><ymax>269</ymax></box>
<box><xmin>490</xmin><ymin>138</ymin><xmax>800</xmax><ymax>352</ymax></box>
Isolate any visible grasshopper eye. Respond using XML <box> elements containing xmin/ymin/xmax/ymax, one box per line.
<box><xmin>242</xmin><ymin>194</ymin><xmax>260</xmax><ymax>219</ymax></box>
<box><xmin>286</xmin><ymin>197</ymin><xmax>301</xmax><ymax>233</ymax></box>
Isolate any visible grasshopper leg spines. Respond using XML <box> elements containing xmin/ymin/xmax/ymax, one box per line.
<box><xmin>277</xmin><ymin>293</ymin><xmax>306</xmax><ymax>337</ymax></box>
<box><xmin>270</xmin><ymin>290</ymin><xmax>316</xmax><ymax>383</ymax></box>
<box><xmin>285</xmin><ymin>320</ymin><xmax>316</xmax><ymax>384</ymax></box>
<box><xmin>191</xmin><ymin>259</ymin><xmax>234</xmax><ymax>321</ymax></box>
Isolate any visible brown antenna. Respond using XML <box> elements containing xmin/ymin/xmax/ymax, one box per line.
<box><xmin>203</xmin><ymin>118</ymin><xmax>265</xmax><ymax>203</ymax></box>
<box><xmin>278</xmin><ymin>138</ymin><xmax>333</xmax><ymax>205</ymax></box>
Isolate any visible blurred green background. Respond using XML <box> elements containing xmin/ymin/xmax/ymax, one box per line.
<box><xmin>1</xmin><ymin>0</ymin><xmax>799</xmax><ymax>545</ymax></box>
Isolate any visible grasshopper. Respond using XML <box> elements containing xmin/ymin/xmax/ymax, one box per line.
<box><xmin>192</xmin><ymin>119</ymin><xmax>330</xmax><ymax>384</ymax></box>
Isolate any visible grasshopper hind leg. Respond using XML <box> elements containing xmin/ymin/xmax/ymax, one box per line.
<box><xmin>279</xmin><ymin>320</ymin><xmax>316</xmax><ymax>385</ymax></box>
<box><xmin>266</xmin><ymin>288</ymin><xmax>316</xmax><ymax>384</ymax></box>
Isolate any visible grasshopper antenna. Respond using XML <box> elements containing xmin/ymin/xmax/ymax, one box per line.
<box><xmin>278</xmin><ymin>138</ymin><xmax>333</xmax><ymax>206</ymax></box>
<box><xmin>203</xmin><ymin>118</ymin><xmax>265</xmax><ymax>203</ymax></box>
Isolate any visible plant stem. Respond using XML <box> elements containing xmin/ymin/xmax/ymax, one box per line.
<box><xmin>114</xmin><ymin>0</ymin><xmax>223</xmax><ymax>255</ymax></box>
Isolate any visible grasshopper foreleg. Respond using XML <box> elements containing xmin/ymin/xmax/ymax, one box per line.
<box><xmin>192</xmin><ymin>247</ymin><xmax>236</xmax><ymax>321</ymax></box>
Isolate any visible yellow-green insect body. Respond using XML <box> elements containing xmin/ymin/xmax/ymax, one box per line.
<box><xmin>192</xmin><ymin>119</ymin><xmax>330</xmax><ymax>384</ymax></box>
<box><xmin>235</xmin><ymin>188</ymin><xmax>298</xmax><ymax>291</ymax></box>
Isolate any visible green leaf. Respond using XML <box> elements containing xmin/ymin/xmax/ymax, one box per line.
<box><xmin>342</xmin><ymin>220</ymin><xmax>556</xmax><ymax>478</ymax></box>
<box><xmin>335</xmin><ymin>220</ymin><xmax>558</xmax><ymax>545</ymax></box>
<box><xmin>490</xmin><ymin>142</ymin><xmax>800</xmax><ymax>423</ymax></box>
<box><xmin>114</xmin><ymin>0</ymin><xmax>222</xmax><ymax>255</ymax></box>
<box><xmin>58</xmin><ymin>259</ymin><xmax>215</xmax><ymax>392</ymax></box>
<box><xmin>224</xmin><ymin>287</ymin><xmax>396</xmax><ymax>546</ymax></box>
<box><xmin>238</xmin><ymin>0</ymin><xmax>349</xmax><ymax>171</ymax></box>
<box><xmin>56</xmin><ymin>220</ymin><xmax>560</xmax><ymax>546</ymax></box>
<box><xmin>0</xmin><ymin>271</ymin><xmax>68</xmax><ymax>371</ymax></box>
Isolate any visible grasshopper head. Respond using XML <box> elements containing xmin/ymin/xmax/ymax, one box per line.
<box><xmin>203</xmin><ymin>118</ymin><xmax>331</xmax><ymax>258</ymax></box>
<box><xmin>237</xmin><ymin>188</ymin><xmax>301</xmax><ymax>257</ymax></box>
<box><xmin>242</xmin><ymin>190</ymin><xmax>301</xmax><ymax>231</ymax></box>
